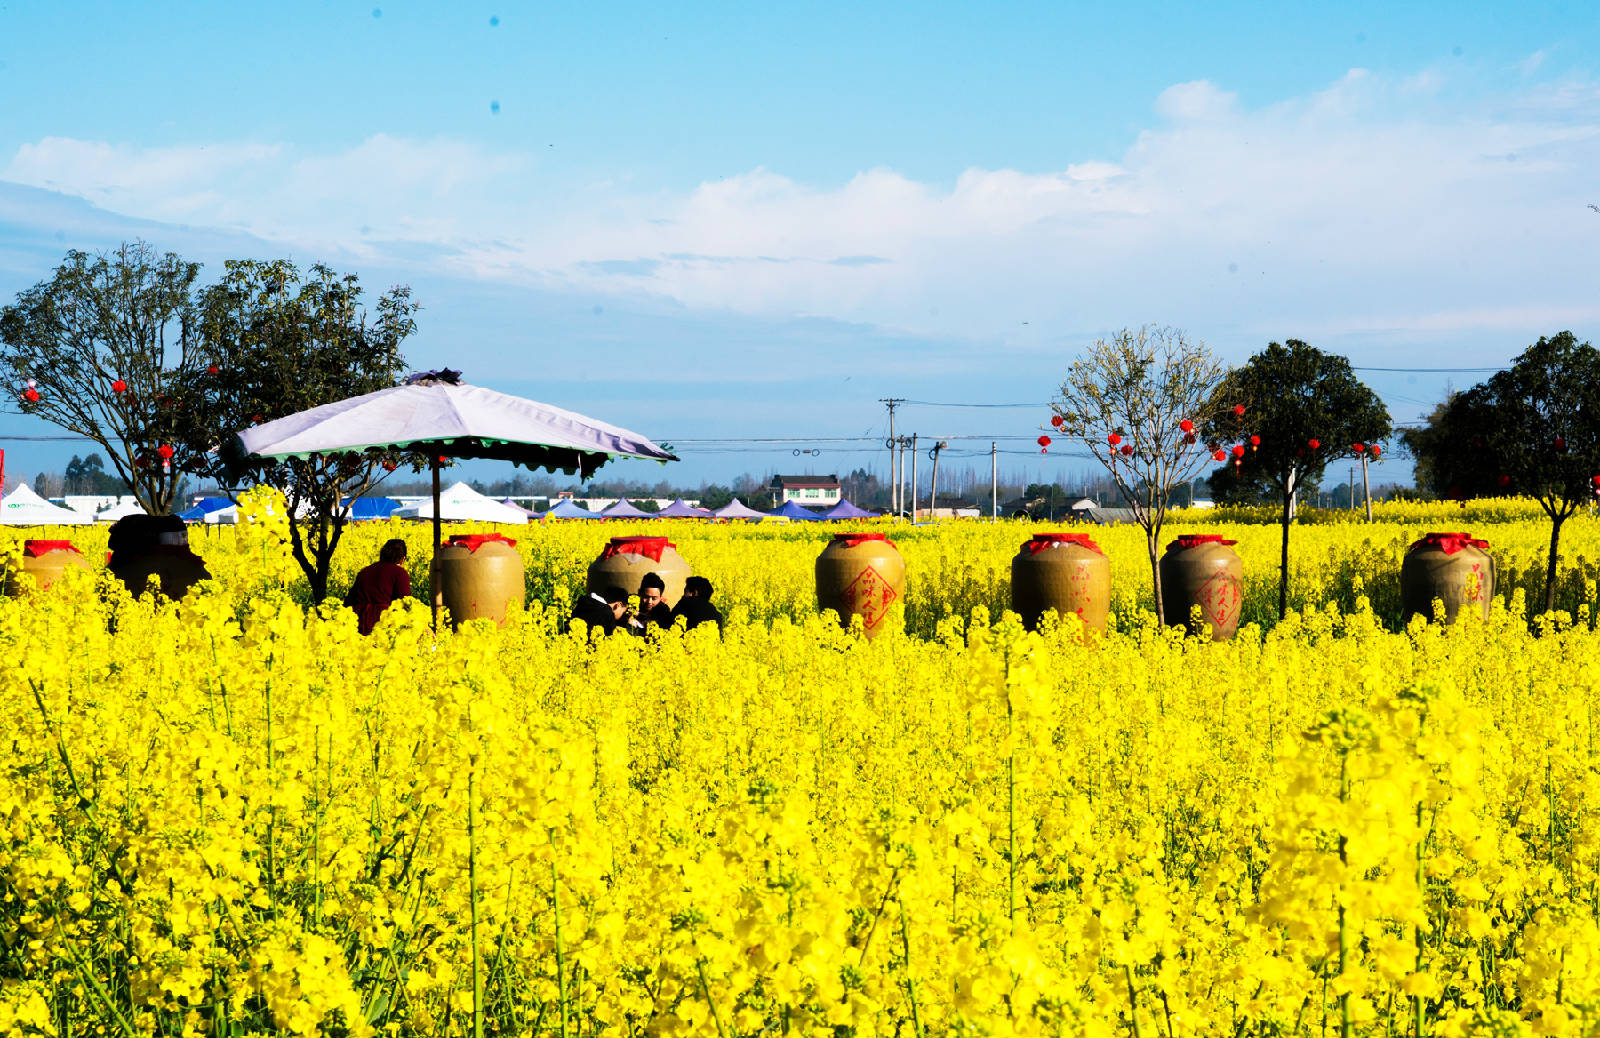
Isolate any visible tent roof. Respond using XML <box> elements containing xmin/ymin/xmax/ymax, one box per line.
<box><xmin>232</xmin><ymin>374</ymin><xmax>675</xmax><ymax>480</ymax></box>
<box><xmin>545</xmin><ymin>498</ymin><xmax>601</xmax><ymax>519</ymax></box>
<box><xmin>346</xmin><ymin>496</ymin><xmax>402</xmax><ymax>520</ymax></box>
<box><xmin>657</xmin><ymin>497</ymin><xmax>711</xmax><ymax>518</ymax></box>
<box><xmin>499</xmin><ymin>497</ymin><xmax>544</xmax><ymax>518</ymax></box>
<box><xmin>95</xmin><ymin>500</ymin><xmax>147</xmax><ymax>522</ymax></box>
<box><xmin>820</xmin><ymin>498</ymin><xmax>878</xmax><ymax>520</ymax></box>
<box><xmin>0</xmin><ymin>484</ymin><xmax>94</xmax><ymax>526</ymax></box>
<box><xmin>711</xmin><ymin>498</ymin><xmax>767</xmax><ymax>519</ymax></box>
<box><xmin>395</xmin><ymin>481</ymin><xmax>529</xmax><ymax>524</ymax></box>
<box><xmin>600</xmin><ymin>498</ymin><xmax>653</xmax><ymax>518</ymax></box>
<box><xmin>768</xmin><ymin>500</ymin><xmax>825</xmax><ymax>521</ymax></box>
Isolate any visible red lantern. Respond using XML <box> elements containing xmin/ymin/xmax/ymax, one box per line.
<box><xmin>1249</xmin><ymin>435</ymin><xmax>1260</xmax><ymax>447</ymax></box>
<box><xmin>1037</xmin><ymin>435</ymin><xmax>1052</xmax><ymax>447</ymax></box>
<box><xmin>1352</xmin><ymin>442</ymin><xmax>1365</xmax><ymax>454</ymax></box>
<box><xmin>438</xmin><ymin>455</ymin><xmax>449</xmax><ymax>464</ymax></box>
<box><xmin>1369</xmin><ymin>445</ymin><xmax>1381</xmax><ymax>458</ymax></box>
<box><xmin>1592</xmin><ymin>475</ymin><xmax>1600</xmax><ymax>486</ymax></box>
<box><xmin>1308</xmin><ymin>438</ymin><xmax>1320</xmax><ymax>450</ymax></box>
<box><xmin>1498</xmin><ymin>474</ymin><xmax>1512</xmax><ymax>487</ymax></box>
<box><xmin>1212</xmin><ymin>450</ymin><xmax>1226</xmax><ymax>461</ymax></box>
<box><xmin>1050</xmin><ymin>414</ymin><xmax>1063</xmax><ymax>428</ymax></box>
<box><xmin>1232</xmin><ymin>404</ymin><xmax>1245</xmax><ymax>417</ymax></box>
<box><xmin>111</xmin><ymin>379</ymin><xmax>127</xmax><ymax>394</ymax></box>
<box><xmin>206</xmin><ymin>364</ymin><xmax>220</xmax><ymax>375</ymax></box>
<box><xmin>1119</xmin><ymin>443</ymin><xmax>1133</xmax><ymax>456</ymax></box>
<box><xmin>1232</xmin><ymin>444</ymin><xmax>1245</xmax><ymax>459</ymax></box>
<box><xmin>1183</xmin><ymin>433</ymin><xmax>1196</xmax><ymax>445</ymax></box>
<box><xmin>1107</xmin><ymin>433</ymin><xmax>1121</xmax><ymax>446</ymax></box>
<box><xmin>22</xmin><ymin>388</ymin><xmax>38</xmax><ymax>403</ymax></box>
<box><xmin>1555</xmin><ymin>436</ymin><xmax>1567</xmax><ymax>450</ymax></box>
<box><xmin>156</xmin><ymin>444</ymin><xmax>174</xmax><ymax>460</ymax></box>
<box><xmin>1179</xmin><ymin>418</ymin><xmax>1194</xmax><ymax>433</ymax></box>
<box><xmin>383</xmin><ymin>460</ymin><xmax>399</xmax><ymax>472</ymax></box>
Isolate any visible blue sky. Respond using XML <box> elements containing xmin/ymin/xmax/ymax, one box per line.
<box><xmin>2</xmin><ymin>1</ymin><xmax>1599</xmax><ymax>490</ymax></box>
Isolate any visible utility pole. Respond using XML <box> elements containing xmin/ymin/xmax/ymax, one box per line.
<box><xmin>991</xmin><ymin>442</ymin><xmax>998</xmax><ymax>520</ymax></box>
<box><xmin>909</xmin><ymin>434</ymin><xmax>919</xmax><ymax>522</ymax></box>
<box><xmin>880</xmin><ymin>398</ymin><xmax>903</xmax><ymax>516</ymax></box>
<box><xmin>929</xmin><ymin>440</ymin><xmax>947</xmax><ymax>520</ymax></box>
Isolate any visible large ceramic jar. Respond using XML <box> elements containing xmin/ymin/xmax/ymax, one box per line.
<box><xmin>1010</xmin><ymin>532</ymin><xmax>1111</xmax><ymax>632</ymax></box>
<box><xmin>1401</xmin><ymin>531</ymin><xmax>1494</xmax><ymax>625</ymax></box>
<box><xmin>815</xmin><ymin>532</ymin><xmax>905</xmax><ymax>639</ymax></box>
<box><xmin>1158</xmin><ymin>534</ymin><xmax>1244</xmax><ymax>641</ymax></box>
<box><xmin>587</xmin><ymin>537</ymin><xmax>691</xmax><ymax>607</ymax></box>
<box><xmin>436</xmin><ymin>533</ymin><xmax>525</xmax><ymax>627</ymax></box>
<box><xmin>4</xmin><ymin>539</ymin><xmax>91</xmax><ymax>595</ymax></box>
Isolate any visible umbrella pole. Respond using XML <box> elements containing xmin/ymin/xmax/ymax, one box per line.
<box><xmin>431</xmin><ymin>454</ymin><xmax>441</xmax><ymax>631</ymax></box>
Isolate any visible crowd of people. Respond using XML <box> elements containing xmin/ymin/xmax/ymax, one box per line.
<box><xmin>566</xmin><ymin>573</ymin><xmax>723</xmax><ymax>637</ymax></box>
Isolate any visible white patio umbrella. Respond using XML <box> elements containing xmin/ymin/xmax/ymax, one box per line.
<box><xmin>229</xmin><ymin>370</ymin><xmax>675</xmax><ymax>624</ymax></box>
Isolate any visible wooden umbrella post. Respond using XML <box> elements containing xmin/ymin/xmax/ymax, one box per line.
<box><xmin>431</xmin><ymin>453</ymin><xmax>442</xmax><ymax>631</ymax></box>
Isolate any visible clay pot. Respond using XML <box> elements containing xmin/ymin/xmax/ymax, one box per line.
<box><xmin>815</xmin><ymin>532</ymin><xmax>905</xmax><ymax>639</ymax></box>
<box><xmin>1401</xmin><ymin>532</ymin><xmax>1494</xmax><ymax>625</ymax></box>
<box><xmin>1159</xmin><ymin>534</ymin><xmax>1244</xmax><ymax>641</ymax></box>
<box><xmin>435</xmin><ymin>534</ymin><xmax>524</xmax><ymax>627</ymax></box>
<box><xmin>587</xmin><ymin>537</ymin><xmax>691</xmax><ymax>607</ymax></box>
<box><xmin>1010</xmin><ymin>532</ymin><xmax>1110</xmax><ymax>632</ymax></box>
<box><xmin>4</xmin><ymin>540</ymin><xmax>91</xmax><ymax>595</ymax></box>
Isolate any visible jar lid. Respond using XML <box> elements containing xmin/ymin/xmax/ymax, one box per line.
<box><xmin>1168</xmin><ymin>534</ymin><xmax>1237</xmax><ymax>551</ymax></box>
<box><xmin>601</xmin><ymin>536</ymin><xmax>675</xmax><ymax>562</ymax></box>
<box><xmin>448</xmin><ymin>533</ymin><xmax>518</xmax><ymax>552</ymax></box>
<box><xmin>1410</xmin><ymin>531</ymin><xmax>1489</xmax><ymax>555</ymax></box>
<box><xmin>23</xmin><ymin>539</ymin><xmax>80</xmax><ymax>557</ymax></box>
<box><xmin>832</xmin><ymin>532</ymin><xmax>898</xmax><ymax>550</ymax></box>
<box><xmin>1023</xmin><ymin>532</ymin><xmax>1103</xmax><ymax>555</ymax></box>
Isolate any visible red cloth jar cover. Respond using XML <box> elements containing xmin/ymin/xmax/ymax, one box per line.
<box><xmin>23</xmin><ymin>540</ymin><xmax>80</xmax><ymax>557</ymax></box>
<box><xmin>1169</xmin><ymin>533</ymin><xmax>1238</xmax><ymax>551</ymax></box>
<box><xmin>1410</xmin><ymin>531</ymin><xmax>1490</xmax><ymax>555</ymax></box>
<box><xmin>600</xmin><ymin>536</ymin><xmax>673</xmax><ymax>562</ymax></box>
<box><xmin>1023</xmin><ymin>532</ymin><xmax>1103</xmax><ymax>555</ymax></box>
<box><xmin>448</xmin><ymin>533</ymin><xmax>518</xmax><ymax>553</ymax></box>
<box><xmin>832</xmin><ymin>532</ymin><xmax>898</xmax><ymax>550</ymax></box>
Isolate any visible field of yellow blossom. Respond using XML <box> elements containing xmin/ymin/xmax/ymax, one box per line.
<box><xmin>2</xmin><ymin>498</ymin><xmax>1600</xmax><ymax>1036</ymax></box>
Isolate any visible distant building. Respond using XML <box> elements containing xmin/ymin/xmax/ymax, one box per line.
<box><xmin>771</xmin><ymin>474</ymin><xmax>841</xmax><ymax>508</ymax></box>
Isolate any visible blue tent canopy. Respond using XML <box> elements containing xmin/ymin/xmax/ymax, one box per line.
<box><xmin>767</xmin><ymin>500</ymin><xmax>825</xmax><ymax>521</ymax></box>
<box><xmin>345</xmin><ymin>496</ymin><xmax>402</xmax><ymax>520</ymax></box>
<box><xmin>820</xmin><ymin>498</ymin><xmax>878</xmax><ymax>520</ymax></box>
<box><xmin>546</xmin><ymin>498</ymin><xmax>600</xmax><ymax>519</ymax></box>
<box><xmin>177</xmin><ymin>496</ymin><xmax>232</xmax><ymax>522</ymax></box>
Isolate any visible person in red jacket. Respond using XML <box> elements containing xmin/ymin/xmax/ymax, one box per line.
<box><xmin>345</xmin><ymin>538</ymin><xmax>412</xmax><ymax>635</ymax></box>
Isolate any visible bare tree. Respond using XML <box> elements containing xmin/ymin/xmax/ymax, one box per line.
<box><xmin>1052</xmin><ymin>326</ymin><xmax>1229</xmax><ymax>619</ymax></box>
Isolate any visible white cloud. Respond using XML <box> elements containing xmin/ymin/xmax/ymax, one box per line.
<box><xmin>6</xmin><ymin>66</ymin><xmax>1600</xmax><ymax>368</ymax></box>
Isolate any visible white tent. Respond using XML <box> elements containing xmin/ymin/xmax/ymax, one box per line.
<box><xmin>396</xmin><ymin>481</ymin><xmax>529</xmax><ymax>524</ymax></box>
<box><xmin>0</xmin><ymin>484</ymin><xmax>94</xmax><ymax>526</ymax></box>
<box><xmin>95</xmin><ymin>500</ymin><xmax>147</xmax><ymax>523</ymax></box>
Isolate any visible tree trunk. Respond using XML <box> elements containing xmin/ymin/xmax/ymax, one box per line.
<box><xmin>1544</xmin><ymin>513</ymin><xmax>1565</xmax><ymax>615</ymax></box>
<box><xmin>1147</xmin><ymin>523</ymin><xmax>1164</xmax><ymax>622</ymax></box>
<box><xmin>1278</xmin><ymin>490</ymin><xmax>1293</xmax><ymax>621</ymax></box>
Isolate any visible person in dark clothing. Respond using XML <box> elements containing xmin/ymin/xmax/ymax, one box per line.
<box><xmin>569</xmin><ymin>585</ymin><xmax>629</xmax><ymax>637</ymax></box>
<box><xmin>631</xmin><ymin>572</ymin><xmax>675</xmax><ymax>634</ymax></box>
<box><xmin>671</xmin><ymin>575</ymin><xmax>724</xmax><ymax>632</ymax></box>
<box><xmin>107</xmin><ymin>513</ymin><xmax>212</xmax><ymax>600</ymax></box>
<box><xmin>345</xmin><ymin>538</ymin><xmax>412</xmax><ymax>635</ymax></box>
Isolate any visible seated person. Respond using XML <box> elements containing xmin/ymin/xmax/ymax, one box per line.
<box><xmin>671</xmin><ymin>575</ymin><xmax>724</xmax><ymax>632</ymax></box>
<box><xmin>345</xmin><ymin>538</ymin><xmax>412</xmax><ymax>635</ymax></box>
<box><xmin>631</xmin><ymin>572</ymin><xmax>675</xmax><ymax>634</ymax></box>
<box><xmin>107</xmin><ymin>514</ymin><xmax>211</xmax><ymax>599</ymax></box>
<box><xmin>568</xmin><ymin>585</ymin><xmax>629</xmax><ymax>637</ymax></box>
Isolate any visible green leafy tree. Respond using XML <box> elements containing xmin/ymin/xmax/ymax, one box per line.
<box><xmin>1051</xmin><ymin>325</ymin><xmax>1229</xmax><ymax>619</ymax></box>
<box><xmin>1201</xmin><ymin>340</ymin><xmax>1390</xmax><ymax>620</ymax></box>
<box><xmin>179</xmin><ymin>260</ymin><xmax>420</xmax><ymax>603</ymax></box>
<box><xmin>1406</xmin><ymin>333</ymin><xmax>1600</xmax><ymax>613</ymax></box>
<box><xmin>64</xmin><ymin>453</ymin><xmax>125</xmax><ymax>496</ymax></box>
<box><xmin>0</xmin><ymin>242</ymin><xmax>204</xmax><ymax>513</ymax></box>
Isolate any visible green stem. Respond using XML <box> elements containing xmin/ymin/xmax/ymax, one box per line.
<box><xmin>552</xmin><ymin>859</ymin><xmax>569</xmax><ymax>1038</ymax></box>
<box><xmin>468</xmin><ymin>765</ymin><xmax>483</xmax><ymax>1038</ymax></box>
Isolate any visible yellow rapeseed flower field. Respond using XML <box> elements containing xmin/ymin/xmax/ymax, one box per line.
<box><xmin>1</xmin><ymin>496</ymin><xmax>1599</xmax><ymax>1036</ymax></box>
